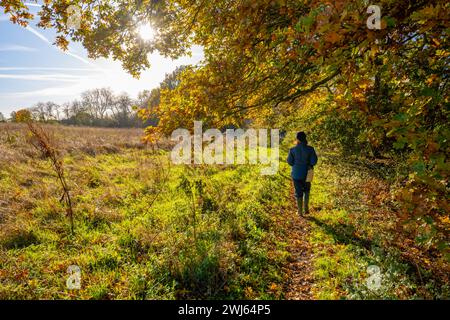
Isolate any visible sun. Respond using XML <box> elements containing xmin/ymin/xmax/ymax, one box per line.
<box><xmin>137</xmin><ymin>23</ymin><xmax>155</xmax><ymax>41</ymax></box>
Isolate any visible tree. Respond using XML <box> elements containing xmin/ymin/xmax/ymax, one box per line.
<box><xmin>44</xmin><ymin>102</ymin><xmax>60</xmax><ymax>121</ymax></box>
<box><xmin>137</xmin><ymin>66</ymin><xmax>187</xmax><ymax>129</ymax></box>
<box><xmin>71</xmin><ymin>111</ymin><xmax>93</xmax><ymax>126</ymax></box>
<box><xmin>2</xmin><ymin>1</ymin><xmax>445</xmax><ymax>110</ymax></box>
<box><xmin>30</xmin><ymin>102</ymin><xmax>60</xmax><ymax>121</ymax></box>
<box><xmin>4</xmin><ymin>1</ymin><xmax>446</xmax><ymax>126</ymax></box>
<box><xmin>69</xmin><ymin>100</ymin><xmax>85</xmax><ymax>116</ymax></box>
<box><xmin>14</xmin><ymin>109</ymin><xmax>32</xmax><ymax>123</ymax></box>
<box><xmin>31</xmin><ymin>102</ymin><xmax>46</xmax><ymax>121</ymax></box>
<box><xmin>61</xmin><ymin>102</ymin><xmax>72</xmax><ymax>120</ymax></box>
<box><xmin>81</xmin><ymin>88</ymin><xmax>114</xmax><ymax>120</ymax></box>
<box><xmin>0</xmin><ymin>112</ymin><xmax>5</xmax><ymax>122</ymax></box>
<box><xmin>111</xmin><ymin>93</ymin><xmax>133</xmax><ymax>127</ymax></box>
<box><xmin>2</xmin><ymin>0</ymin><xmax>448</xmax><ymax>253</ymax></box>
<box><xmin>9</xmin><ymin>111</ymin><xmax>17</xmax><ymax>122</ymax></box>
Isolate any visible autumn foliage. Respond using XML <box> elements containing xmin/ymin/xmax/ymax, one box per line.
<box><xmin>1</xmin><ymin>0</ymin><xmax>449</xmax><ymax>294</ymax></box>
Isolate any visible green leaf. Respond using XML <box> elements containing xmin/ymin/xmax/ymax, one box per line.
<box><xmin>393</xmin><ymin>140</ymin><xmax>406</xmax><ymax>149</ymax></box>
<box><xmin>420</xmin><ymin>87</ymin><xmax>435</xmax><ymax>97</ymax></box>
<box><xmin>412</xmin><ymin>161</ymin><xmax>426</xmax><ymax>175</ymax></box>
<box><xmin>385</xmin><ymin>16</ymin><xmax>396</xmax><ymax>28</ymax></box>
<box><xmin>424</xmin><ymin>216</ymin><xmax>434</xmax><ymax>225</ymax></box>
<box><xmin>393</xmin><ymin>113</ymin><xmax>407</xmax><ymax>122</ymax></box>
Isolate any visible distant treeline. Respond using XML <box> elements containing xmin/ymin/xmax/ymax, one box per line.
<box><xmin>1</xmin><ymin>67</ymin><xmax>186</xmax><ymax>128</ymax></box>
<box><xmin>3</xmin><ymin>87</ymin><xmax>158</xmax><ymax>128</ymax></box>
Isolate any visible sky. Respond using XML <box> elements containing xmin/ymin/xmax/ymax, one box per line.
<box><xmin>0</xmin><ymin>2</ymin><xmax>204</xmax><ymax>117</ymax></box>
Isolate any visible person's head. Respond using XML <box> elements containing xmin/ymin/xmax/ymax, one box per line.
<box><xmin>296</xmin><ymin>131</ymin><xmax>307</xmax><ymax>144</ymax></box>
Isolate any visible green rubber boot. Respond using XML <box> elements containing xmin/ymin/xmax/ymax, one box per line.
<box><xmin>296</xmin><ymin>197</ymin><xmax>303</xmax><ymax>216</ymax></box>
<box><xmin>304</xmin><ymin>191</ymin><xmax>310</xmax><ymax>214</ymax></box>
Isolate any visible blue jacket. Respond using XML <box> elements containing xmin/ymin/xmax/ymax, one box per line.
<box><xmin>287</xmin><ymin>143</ymin><xmax>318</xmax><ymax>180</ymax></box>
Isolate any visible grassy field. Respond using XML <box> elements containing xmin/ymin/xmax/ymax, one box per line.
<box><xmin>0</xmin><ymin>123</ymin><xmax>290</xmax><ymax>299</ymax></box>
<box><xmin>0</xmin><ymin>124</ymin><xmax>447</xmax><ymax>299</ymax></box>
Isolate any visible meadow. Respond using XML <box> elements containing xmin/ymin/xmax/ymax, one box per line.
<box><xmin>0</xmin><ymin>123</ymin><xmax>290</xmax><ymax>299</ymax></box>
<box><xmin>0</xmin><ymin>124</ymin><xmax>448</xmax><ymax>299</ymax></box>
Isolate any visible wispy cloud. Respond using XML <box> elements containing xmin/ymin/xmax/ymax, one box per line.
<box><xmin>0</xmin><ymin>73</ymin><xmax>90</xmax><ymax>82</ymax></box>
<box><xmin>25</xmin><ymin>26</ymin><xmax>51</xmax><ymax>44</ymax></box>
<box><xmin>64</xmin><ymin>50</ymin><xmax>95</xmax><ymax>66</ymax></box>
<box><xmin>25</xmin><ymin>25</ymin><xmax>98</xmax><ymax>67</ymax></box>
<box><xmin>0</xmin><ymin>67</ymin><xmax>98</xmax><ymax>72</ymax></box>
<box><xmin>2</xmin><ymin>83</ymin><xmax>90</xmax><ymax>98</ymax></box>
<box><xmin>24</xmin><ymin>2</ymin><xmax>42</xmax><ymax>8</ymax></box>
<box><xmin>0</xmin><ymin>44</ymin><xmax>37</xmax><ymax>52</ymax></box>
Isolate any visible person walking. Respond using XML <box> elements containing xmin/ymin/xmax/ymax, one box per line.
<box><xmin>287</xmin><ymin>132</ymin><xmax>318</xmax><ymax>215</ymax></box>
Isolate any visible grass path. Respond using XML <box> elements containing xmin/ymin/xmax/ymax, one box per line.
<box><xmin>282</xmin><ymin>158</ymin><xmax>376</xmax><ymax>299</ymax></box>
<box><xmin>282</xmin><ymin>154</ymin><xmax>449</xmax><ymax>299</ymax></box>
<box><xmin>283</xmin><ymin>203</ymin><xmax>315</xmax><ymax>299</ymax></box>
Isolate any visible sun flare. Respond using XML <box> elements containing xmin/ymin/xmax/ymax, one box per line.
<box><xmin>138</xmin><ymin>23</ymin><xmax>155</xmax><ymax>41</ymax></box>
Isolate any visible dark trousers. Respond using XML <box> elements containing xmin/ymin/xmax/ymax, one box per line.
<box><xmin>293</xmin><ymin>179</ymin><xmax>311</xmax><ymax>199</ymax></box>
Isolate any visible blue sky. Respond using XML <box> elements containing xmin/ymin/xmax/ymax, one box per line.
<box><xmin>0</xmin><ymin>2</ymin><xmax>203</xmax><ymax>117</ymax></box>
